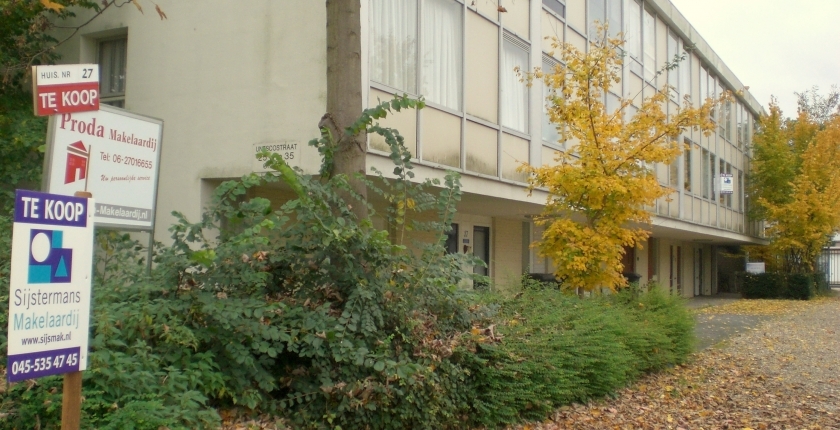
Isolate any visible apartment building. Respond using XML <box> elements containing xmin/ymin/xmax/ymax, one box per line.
<box><xmin>54</xmin><ymin>0</ymin><xmax>765</xmax><ymax>295</ymax></box>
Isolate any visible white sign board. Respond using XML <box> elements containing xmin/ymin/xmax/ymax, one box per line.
<box><xmin>44</xmin><ymin>104</ymin><xmax>163</xmax><ymax>230</ymax></box>
<box><xmin>252</xmin><ymin>141</ymin><xmax>302</xmax><ymax>173</ymax></box>
<box><xmin>7</xmin><ymin>190</ymin><xmax>94</xmax><ymax>382</ymax></box>
<box><xmin>720</xmin><ymin>173</ymin><xmax>734</xmax><ymax>195</ymax></box>
<box><xmin>746</xmin><ymin>262</ymin><xmax>766</xmax><ymax>274</ymax></box>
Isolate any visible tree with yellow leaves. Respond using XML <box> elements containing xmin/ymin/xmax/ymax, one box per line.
<box><xmin>748</xmin><ymin>94</ymin><xmax>840</xmax><ymax>273</ymax></box>
<box><xmin>522</xmin><ymin>29</ymin><xmax>724</xmax><ymax>291</ymax></box>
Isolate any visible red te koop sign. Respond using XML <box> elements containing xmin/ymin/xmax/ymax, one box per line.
<box><xmin>32</xmin><ymin>64</ymin><xmax>100</xmax><ymax>116</ymax></box>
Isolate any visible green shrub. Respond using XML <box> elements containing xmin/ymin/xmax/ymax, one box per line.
<box><xmin>742</xmin><ymin>272</ymin><xmax>785</xmax><ymax>298</ymax></box>
<box><xmin>741</xmin><ymin>272</ymin><xmax>823</xmax><ymax>300</ymax></box>
<box><xmin>785</xmin><ymin>273</ymin><xmax>814</xmax><ymax>300</ymax></box>
<box><xmin>462</xmin><ymin>287</ymin><xmax>695</xmax><ymax>428</ymax></box>
<box><xmin>813</xmin><ymin>273</ymin><xmax>830</xmax><ymax>294</ymax></box>
<box><xmin>1</xmin><ymin>97</ymin><xmax>483</xmax><ymax>429</ymax></box>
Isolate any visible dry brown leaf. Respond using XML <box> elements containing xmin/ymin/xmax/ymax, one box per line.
<box><xmin>131</xmin><ymin>0</ymin><xmax>143</xmax><ymax>14</ymax></box>
<box><xmin>155</xmin><ymin>4</ymin><xmax>167</xmax><ymax>20</ymax></box>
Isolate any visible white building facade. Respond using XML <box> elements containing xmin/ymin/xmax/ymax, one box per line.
<box><xmin>55</xmin><ymin>0</ymin><xmax>765</xmax><ymax>295</ymax></box>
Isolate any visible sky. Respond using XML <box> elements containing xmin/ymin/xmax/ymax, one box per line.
<box><xmin>668</xmin><ymin>0</ymin><xmax>840</xmax><ymax>117</ymax></box>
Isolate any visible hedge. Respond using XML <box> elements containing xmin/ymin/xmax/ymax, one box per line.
<box><xmin>741</xmin><ymin>272</ymin><xmax>819</xmax><ymax>300</ymax></box>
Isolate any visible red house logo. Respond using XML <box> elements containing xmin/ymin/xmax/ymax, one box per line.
<box><xmin>64</xmin><ymin>141</ymin><xmax>89</xmax><ymax>184</ymax></box>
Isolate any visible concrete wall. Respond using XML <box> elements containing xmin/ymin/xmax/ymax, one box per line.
<box><xmin>54</xmin><ymin>1</ymin><xmax>328</xmax><ymax>237</ymax></box>
<box><xmin>492</xmin><ymin>217</ymin><xmax>524</xmax><ymax>291</ymax></box>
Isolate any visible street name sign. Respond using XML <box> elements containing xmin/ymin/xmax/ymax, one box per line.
<box><xmin>6</xmin><ymin>190</ymin><xmax>94</xmax><ymax>382</ymax></box>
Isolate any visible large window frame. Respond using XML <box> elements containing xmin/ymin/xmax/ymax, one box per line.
<box><xmin>543</xmin><ymin>0</ymin><xmax>566</xmax><ymax>18</ymax></box>
<box><xmin>369</xmin><ymin>0</ymin><xmax>464</xmax><ymax>111</ymax></box>
<box><xmin>98</xmin><ymin>37</ymin><xmax>128</xmax><ymax>108</ymax></box>
<box><xmin>502</xmin><ymin>33</ymin><xmax>530</xmax><ymax>134</ymax></box>
<box><xmin>588</xmin><ymin>0</ymin><xmax>621</xmax><ymax>40</ymax></box>
<box><xmin>667</xmin><ymin>30</ymin><xmax>678</xmax><ymax>99</ymax></box>
<box><xmin>541</xmin><ymin>56</ymin><xmax>562</xmax><ymax>145</ymax></box>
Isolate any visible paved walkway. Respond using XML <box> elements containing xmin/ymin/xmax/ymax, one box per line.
<box><xmin>685</xmin><ymin>293</ymin><xmax>774</xmax><ymax>350</ymax></box>
<box><xmin>684</xmin><ymin>292</ymin><xmax>742</xmax><ymax>309</ymax></box>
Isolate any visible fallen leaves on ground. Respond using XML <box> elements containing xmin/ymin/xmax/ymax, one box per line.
<box><xmin>505</xmin><ymin>295</ymin><xmax>840</xmax><ymax>430</ymax></box>
<box><xmin>695</xmin><ymin>296</ymin><xmax>832</xmax><ymax>316</ymax></box>
<box><xmin>219</xmin><ymin>408</ymin><xmax>290</xmax><ymax>430</ymax></box>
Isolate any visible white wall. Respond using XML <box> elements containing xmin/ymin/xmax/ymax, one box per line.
<box><xmin>54</xmin><ymin>1</ymin><xmax>327</xmax><ymax>240</ymax></box>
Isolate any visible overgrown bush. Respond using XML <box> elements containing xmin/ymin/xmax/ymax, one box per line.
<box><xmin>2</xmin><ymin>95</ymin><xmax>703</xmax><ymax>429</ymax></box>
<box><xmin>460</xmin><ymin>286</ymin><xmax>695</xmax><ymax>428</ymax></box>
<box><xmin>1</xmin><ymin>97</ymin><xmax>484</xmax><ymax>429</ymax></box>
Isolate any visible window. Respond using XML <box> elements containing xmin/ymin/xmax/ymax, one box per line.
<box><xmin>543</xmin><ymin>0</ymin><xmax>566</xmax><ymax>18</ymax></box>
<box><xmin>725</xmin><ymin>163</ymin><xmax>732</xmax><ymax>208</ymax></box>
<box><xmin>703</xmin><ymin>151</ymin><xmax>718</xmax><ymax>200</ymax></box>
<box><xmin>606</xmin><ymin>92</ymin><xmax>620</xmax><ymax>116</ymax></box>
<box><xmin>722</xmin><ymin>99</ymin><xmax>732</xmax><ymax>140</ymax></box>
<box><xmin>370</xmin><ymin>0</ymin><xmax>417</xmax><ymax>94</ymax></box>
<box><xmin>701</xmin><ymin>148</ymin><xmax>710</xmax><ymax>198</ymax></box>
<box><xmin>542</xmin><ymin>59</ymin><xmax>562</xmax><ymax>144</ymax></box>
<box><xmin>708</xmin><ymin>74</ymin><xmax>717</xmax><ymax>122</ymax></box>
<box><xmin>99</xmin><ymin>37</ymin><xmax>127</xmax><ymax>108</ymax></box>
<box><xmin>421</xmin><ymin>0</ymin><xmax>463</xmax><ymax>109</ymax></box>
<box><xmin>667</xmin><ymin>31</ymin><xmax>678</xmax><ymax>97</ymax></box>
<box><xmin>502</xmin><ymin>35</ymin><xmax>529</xmax><ymax>133</ymax></box>
<box><xmin>642</xmin><ymin>8</ymin><xmax>655</xmax><ymax>82</ymax></box>
<box><xmin>745</xmin><ymin>111</ymin><xmax>752</xmax><ymax>146</ymax></box>
<box><xmin>370</xmin><ymin>0</ymin><xmax>463</xmax><ymax>110</ymax></box>
<box><xmin>668</xmin><ymin>140</ymin><xmax>678</xmax><ymax>189</ymax></box>
<box><xmin>699</xmin><ymin>67</ymin><xmax>708</xmax><ymax>105</ymax></box>
<box><xmin>683</xmin><ymin>140</ymin><xmax>692</xmax><ymax>192</ymax></box>
<box><xmin>588</xmin><ymin>0</ymin><xmax>605</xmax><ymax>39</ymax></box>
<box><xmin>588</xmin><ymin>0</ymin><xmax>620</xmax><ymax>40</ymax></box>
<box><xmin>719</xmin><ymin>159</ymin><xmax>732</xmax><ymax>207</ymax></box>
<box><xmin>607</xmin><ymin>0</ymin><xmax>621</xmax><ymax>39</ymax></box>
<box><xmin>626</xmin><ymin>0</ymin><xmax>641</xmax><ymax>60</ymax></box>
<box><xmin>736</xmin><ymin>103</ymin><xmax>743</xmax><ymax>147</ymax></box>
<box><xmin>679</xmin><ymin>40</ymin><xmax>690</xmax><ymax>101</ymax></box>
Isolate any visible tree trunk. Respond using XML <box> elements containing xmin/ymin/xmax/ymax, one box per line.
<box><xmin>325</xmin><ymin>0</ymin><xmax>367</xmax><ymax>220</ymax></box>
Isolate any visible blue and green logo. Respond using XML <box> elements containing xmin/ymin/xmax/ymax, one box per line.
<box><xmin>28</xmin><ymin>229</ymin><xmax>72</xmax><ymax>284</ymax></box>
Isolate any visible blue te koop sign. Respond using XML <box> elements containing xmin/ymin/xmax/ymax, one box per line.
<box><xmin>7</xmin><ymin>190</ymin><xmax>94</xmax><ymax>382</ymax></box>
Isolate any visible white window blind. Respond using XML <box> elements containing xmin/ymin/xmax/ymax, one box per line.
<box><xmin>502</xmin><ymin>35</ymin><xmax>529</xmax><ymax>133</ymax></box>
<box><xmin>370</xmin><ymin>0</ymin><xmax>418</xmax><ymax>94</ymax></box>
<box><xmin>421</xmin><ymin>0</ymin><xmax>463</xmax><ymax>110</ymax></box>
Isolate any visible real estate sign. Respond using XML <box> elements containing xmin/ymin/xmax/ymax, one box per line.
<box><xmin>32</xmin><ymin>64</ymin><xmax>100</xmax><ymax>116</ymax></box>
<box><xmin>43</xmin><ymin>104</ymin><xmax>163</xmax><ymax>230</ymax></box>
<box><xmin>720</xmin><ymin>173</ymin><xmax>734</xmax><ymax>195</ymax></box>
<box><xmin>6</xmin><ymin>190</ymin><xmax>94</xmax><ymax>382</ymax></box>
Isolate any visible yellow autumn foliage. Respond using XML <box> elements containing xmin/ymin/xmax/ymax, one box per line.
<box><xmin>523</xmin><ymin>27</ymin><xmax>724</xmax><ymax>291</ymax></box>
<box><xmin>749</xmin><ymin>105</ymin><xmax>840</xmax><ymax>273</ymax></box>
